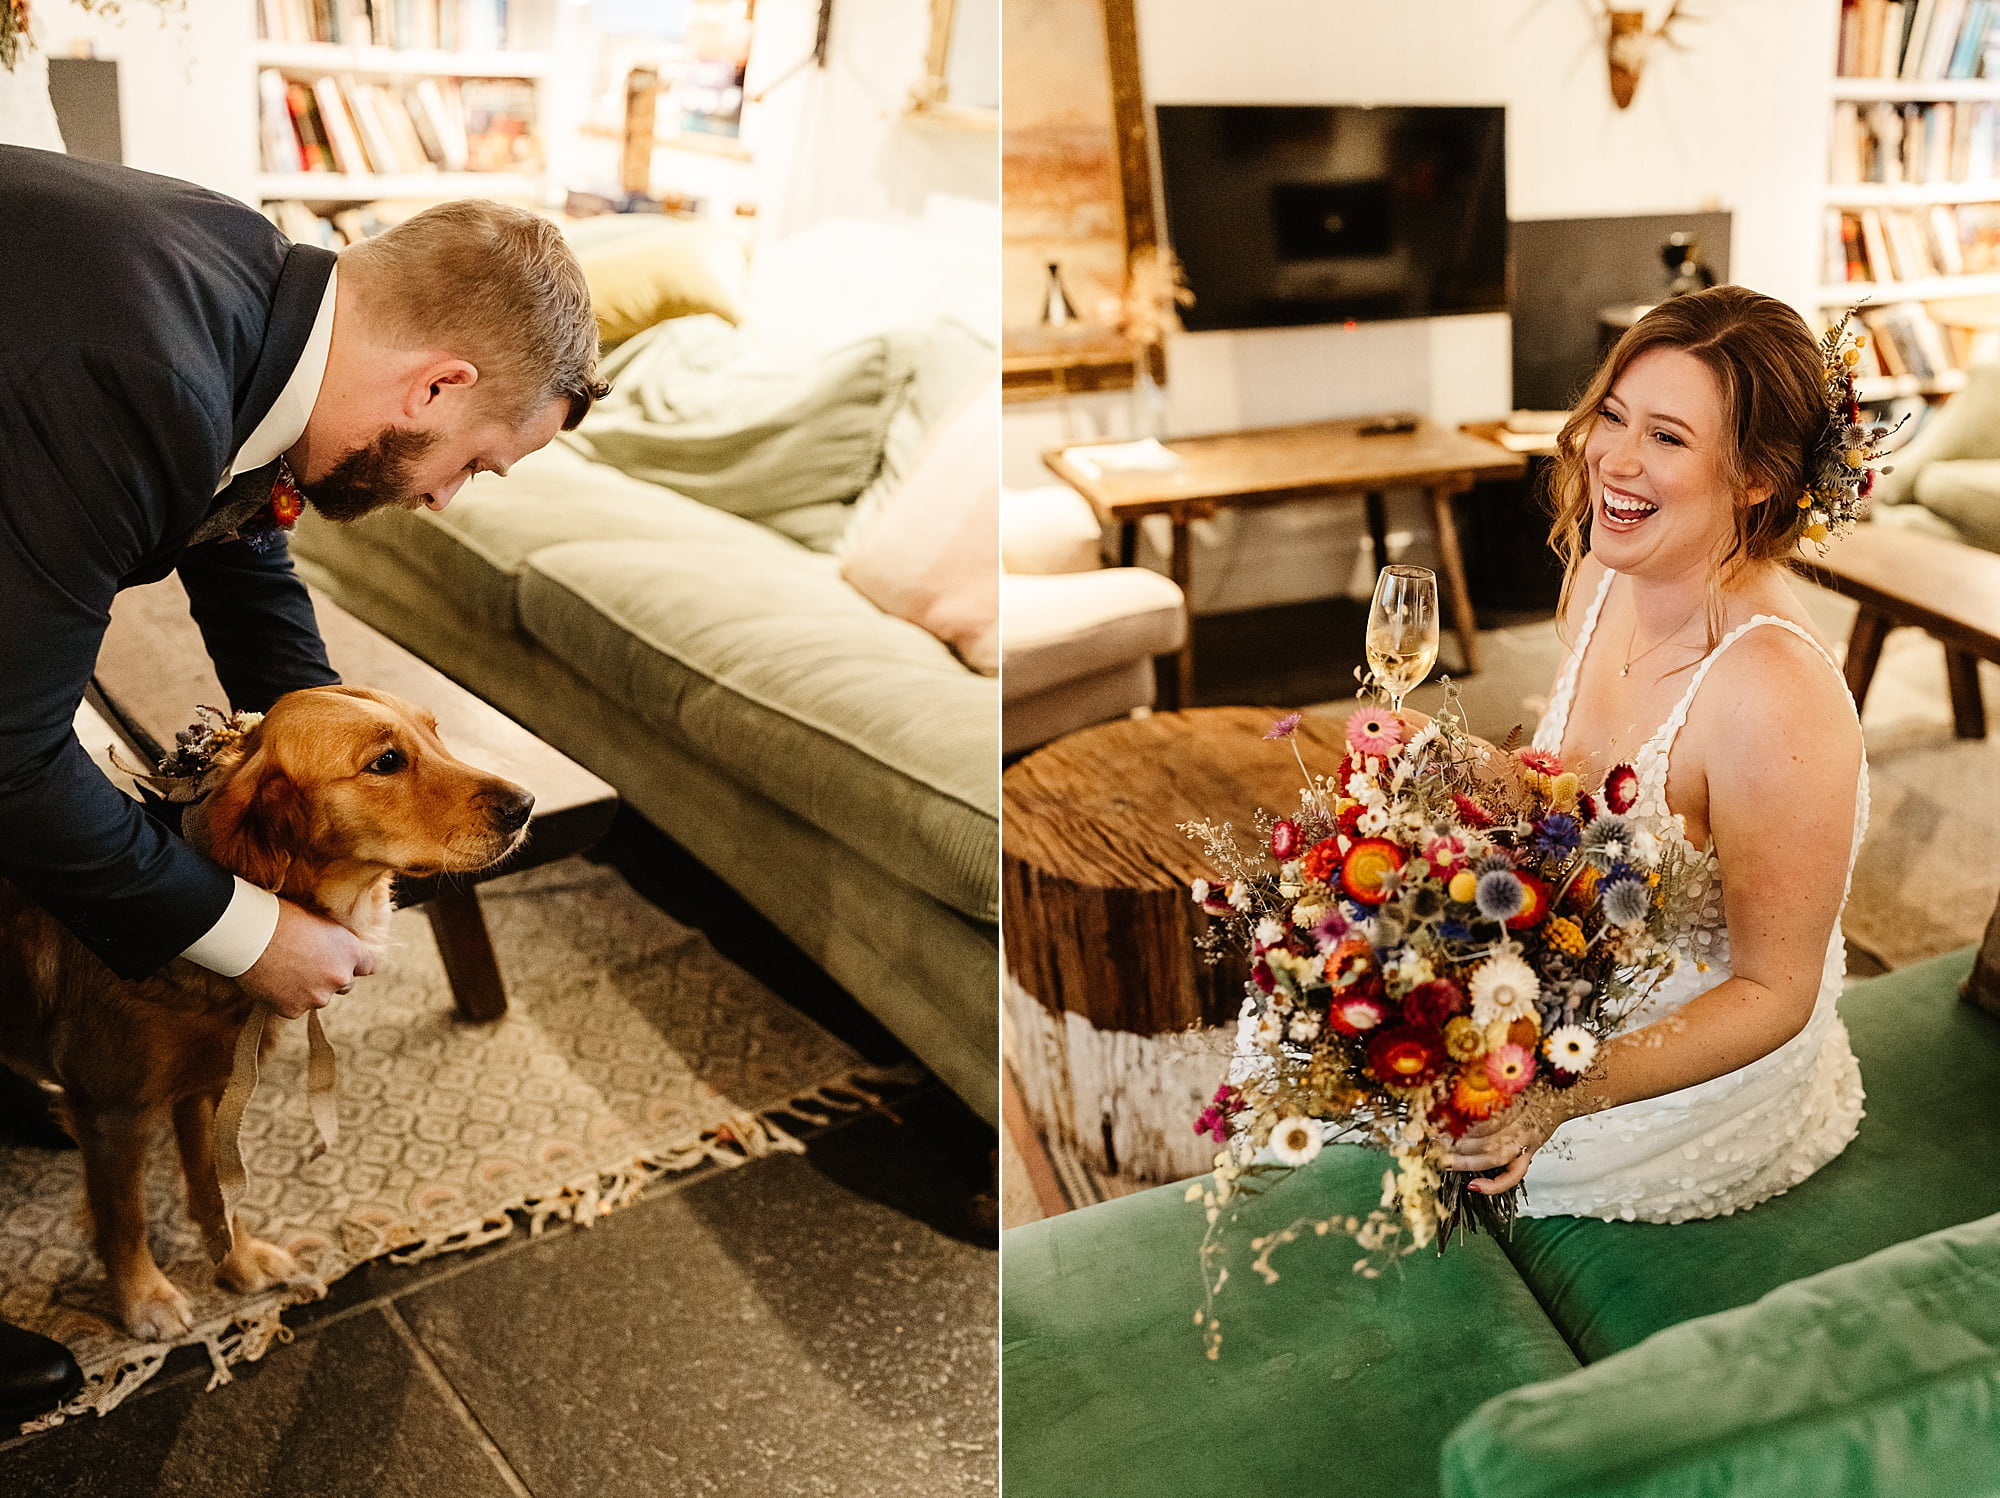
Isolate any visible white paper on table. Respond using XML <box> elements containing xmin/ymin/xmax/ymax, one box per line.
<box><xmin>1061</xmin><ymin>437</ymin><xmax>1185</xmax><ymax>481</ymax></box>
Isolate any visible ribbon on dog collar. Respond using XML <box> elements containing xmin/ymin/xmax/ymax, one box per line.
<box><xmin>210</xmin><ymin>1003</ymin><xmax>339</xmax><ymax>1262</ymax></box>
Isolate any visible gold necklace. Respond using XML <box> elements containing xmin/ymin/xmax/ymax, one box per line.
<box><xmin>1619</xmin><ymin>602</ymin><xmax>1703</xmax><ymax>677</ymax></box>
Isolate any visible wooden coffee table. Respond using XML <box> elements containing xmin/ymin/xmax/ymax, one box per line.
<box><xmin>1044</xmin><ymin>416</ymin><xmax>1525</xmax><ymax>707</ymax></box>
<box><xmin>1790</xmin><ymin>523</ymin><xmax>2000</xmax><ymax>739</ymax></box>
<box><xmin>1003</xmin><ymin>705</ymin><xmax>1350</xmax><ymax>1180</ymax></box>
<box><xmin>88</xmin><ymin>575</ymin><xmax>619</xmax><ymax>1021</ymax></box>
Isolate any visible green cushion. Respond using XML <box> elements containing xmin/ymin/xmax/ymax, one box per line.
<box><xmin>1441</xmin><ymin>1211</ymin><xmax>2000</xmax><ymax>1498</ymax></box>
<box><xmin>564</xmin><ymin>314</ymin><xmax>912</xmax><ymax>521</ymax></box>
<box><xmin>1003</xmin><ymin>1149</ymin><xmax>1581</xmax><ymax>1498</ymax></box>
<box><xmin>291</xmin><ymin>444</ymin><xmax>797</xmax><ymax>637</ymax></box>
<box><xmin>1915</xmin><ymin>458</ymin><xmax>2000</xmax><ymax>552</ymax></box>
<box><xmin>1499</xmin><ymin>948</ymin><xmax>2000</xmax><ymax>1361</ymax></box>
<box><xmin>1872</xmin><ymin>360</ymin><xmax>2000</xmax><ymax>507</ymax></box>
<box><xmin>516</xmin><ymin>540</ymin><xmax>999</xmax><ymax>923</ymax></box>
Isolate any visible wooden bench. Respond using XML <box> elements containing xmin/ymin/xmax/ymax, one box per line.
<box><xmin>88</xmin><ymin>575</ymin><xmax>619</xmax><ymax>1021</ymax></box>
<box><xmin>1791</xmin><ymin>522</ymin><xmax>2000</xmax><ymax>739</ymax></box>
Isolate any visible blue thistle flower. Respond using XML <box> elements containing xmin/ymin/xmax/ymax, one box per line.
<box><xmin>1600</xmin><ymin>876</ymin><xmax>1651</xmax><ymax>928</ymax></box>
<box><xmin>1475</xmin><ymin>869</ymin><xmax>1526</xmax><ymax>923</ymax></box>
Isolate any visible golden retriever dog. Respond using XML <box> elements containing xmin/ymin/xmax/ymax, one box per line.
<box><xmin>0</xmin><ymin>686</ymin><xmax>532</xmax><ymax>1340</ymax></box>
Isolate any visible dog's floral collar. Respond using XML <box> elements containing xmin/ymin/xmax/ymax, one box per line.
<box><xmin>137</xmin><ymin>706</ymin><xmax>264</xmax><ymax>803</ymax></box>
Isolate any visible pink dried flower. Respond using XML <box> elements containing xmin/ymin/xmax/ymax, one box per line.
<box><xmin>1264</xmin><ymin>712</ymin><xmax>1303</xmax><ymax>740</ymax></box>
<box><xmin>1345</xmin><ymin>708</ymin><xmax>1405</xmax><ymax>759</ymax></box>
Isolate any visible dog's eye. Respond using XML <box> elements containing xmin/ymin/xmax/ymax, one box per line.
<box><xmin>366</xmin><ymin>749</ymin><xmax>407</xmax><ymax>775</ymax></box>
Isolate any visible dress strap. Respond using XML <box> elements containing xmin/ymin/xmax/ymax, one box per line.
<box><xmin>1535</xmin><ymin>568</ymin><xmax>1617</xmax><ymax>754</ymax></box>
<box><xmin>1649</xmin><ymin>615</ymin><xmax>1849</xmax><ymax>763</ymax></box>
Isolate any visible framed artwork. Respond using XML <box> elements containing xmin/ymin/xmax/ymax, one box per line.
<box><xmin>1001</xmin><ymin>0</ymin><xmax>1158</xmax><ymax>400</ymax></box>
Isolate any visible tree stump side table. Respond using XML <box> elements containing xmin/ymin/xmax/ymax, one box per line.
<box><xmin>1003</xmin><ymin>706</ymin><xmax>1351</xmax><ymax>1181</ymax></box>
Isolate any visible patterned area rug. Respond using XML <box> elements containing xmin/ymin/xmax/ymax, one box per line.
<box><xmin>0</xmin><ymin>859</ymin><xmax>887</xmax><ymax>1428</ymax></box>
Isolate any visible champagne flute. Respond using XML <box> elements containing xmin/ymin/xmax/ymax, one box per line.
<box><xmin>1366</xmin><ymin>565</ymin><xmax>1440</xmax><ymax>713</ymax></box>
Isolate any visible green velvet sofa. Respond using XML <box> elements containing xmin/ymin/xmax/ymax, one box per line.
<box><xmin>292</xmin><ymin>219</ymin><xmax>1000</xmax><ymax>1124</ymax></box>
<box><xmin>1003</xmin><ymin>948</ymin><xmax>2000</xmax><ymax>1495</ymax></box>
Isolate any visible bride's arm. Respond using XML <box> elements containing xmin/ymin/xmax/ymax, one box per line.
<box><xmin>1441</xmin><ymin>627</ymin><xmax>1863</xmax><ymax>1190</ymax></box>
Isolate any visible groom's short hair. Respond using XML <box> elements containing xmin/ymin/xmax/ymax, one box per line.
<box><xmin>338</xmin><ymin>200</ymin><xmax>607</xmax><ymax>429</ymax></box>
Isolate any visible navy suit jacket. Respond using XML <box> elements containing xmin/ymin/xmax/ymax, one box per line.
<box><xmin>0</xmin><ymin>145</ymin><xmax>341</xmax><ymax>979</ymax></box>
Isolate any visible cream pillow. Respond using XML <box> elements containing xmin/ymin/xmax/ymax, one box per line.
<box><xmin>567</xmin><ymin>216</ymin><xmax>745</xmax><ymax>345</ymax></box>
<box><xmin>840</xmin><ymin>371</ymin><xmax>999</xmax><ymax>673</ymax></box>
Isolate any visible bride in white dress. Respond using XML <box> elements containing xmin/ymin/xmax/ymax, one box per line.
<box><xmin>1437</xmin><ymin>286</ymin><xmax>1869</xmax><ymax>1222</ymax></box>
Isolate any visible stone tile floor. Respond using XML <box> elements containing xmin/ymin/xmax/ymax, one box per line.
<box><xmin>0</xmin><ymin>812</ymin><xmax>999</xmax><ymax>1497</ymax></box>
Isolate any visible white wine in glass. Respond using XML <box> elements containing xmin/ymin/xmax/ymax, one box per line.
<box><xmin>1367</xmin><ymin>565</ymin><xmax>1440</xmax><ymax>712</ymax></box>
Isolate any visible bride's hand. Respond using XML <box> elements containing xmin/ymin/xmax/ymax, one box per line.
<box><xmin>1436</xmin><ymin>1097</ymin><xmax>1577</xmax><ymax>1192</ymax></box>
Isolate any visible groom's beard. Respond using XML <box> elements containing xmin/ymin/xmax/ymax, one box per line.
<box><xmin>297</xmin><ymin>426</ymin><xmax>442</xmax><ymax>524</ymax></box>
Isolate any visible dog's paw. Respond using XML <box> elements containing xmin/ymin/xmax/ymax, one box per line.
<box><xmin>115</xmin><ymin>1270</ymin><xmax>195</xmax><ymax>1343</ymax></box>
<box><xmin>216</xmin><ymin>1236</ymin><xmax>299</xmax><ymax>1295</ymax></box>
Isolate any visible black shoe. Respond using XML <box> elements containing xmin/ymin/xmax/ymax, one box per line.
<box><xmin>0</xmin><ymin>1318</ymin><xmax>83</xmax><ymax>1426</ymax></box>
<box><xmin>0</xmin><ymin>1065</ymin><xmax>73</xmax><ymax>1150</ymax></box>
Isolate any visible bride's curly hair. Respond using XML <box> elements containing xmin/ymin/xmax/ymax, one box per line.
<box><xmin>1544</xmin><ymin>285</ymin><xmax>1827</xmax><ymax>649</ymax></box>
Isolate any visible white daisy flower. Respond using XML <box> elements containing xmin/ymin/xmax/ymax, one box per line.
<box><xmin>1254</xmin><ymin>1009</ymin><xmax>1284</xmax><ymax>1044</ymax></box>
<box><xmin>1469</xmin><ymin>952</ymin><xmax>1541</xmax><ymax>1028</ymax></box>
<box><xmin>1358</xmin><ymin>807</ymin><xmax>1390</xmax><ymax>837</ymax></box>
<box><xmin>1255</xmin><ymin>916</ymin><xmax>1286</xmax><ymax>949</ymax></box>
<box><xmin>1286</xmin><ymin>1011</ymin><xmax>1322</xmax><ymax>1043</ymax></box>
<box><xmin>1269</xmin><ymin>1115</ymin><xmax>1324</xmax><ymax>1167</ymax></box>
<box><xmin>1544</xmin><ymin>1025</ymin><xmax>1598</xmax><ymax>1074</ymax></box>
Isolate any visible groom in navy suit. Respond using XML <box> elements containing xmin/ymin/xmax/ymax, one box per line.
<box><xmin>0</xmin><ymin>144</ymin><xmax>603</xmax><ymax>1420</ymax></box>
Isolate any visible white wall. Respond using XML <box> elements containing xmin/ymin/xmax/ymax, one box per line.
<box><xmin>1005</xmin><ymin>0</ymin><xmax>1836</xmax><ymax>613</ymax></box>
<box><xmin>746</xmin><ymin>0</ymin><xmax>997</xmax><ymax>241</ymax></box>
<box><xmin>25</xmin><ymin>0</ymin><xmax>255</xmax><ymax>199</ymax></box>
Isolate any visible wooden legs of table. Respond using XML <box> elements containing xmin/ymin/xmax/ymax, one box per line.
<box><xmin>1843</xmin><ymin>607</ymin><xmax>1988</xmax><ymax>739</ymax></box>
<box><xmin>1843</xmin><ymin>609</ymin><xmax>1892</xmax><ymax>713</ymax></box>
<box><xmin>424</xmin><ymin>888</ymin><xmax>508</xmax><ymax>1022</ymax></box>
<box><xmin>1118</xmin><ymin>517</ymin><xmax>1193</xmax><ymax>710</ymax></box>
<box><xmin>1365</xmin><ymin>491</ymin><xmax>1391</xmax><ymax>573</ymax></box>
<box><xmin>1947</xmin><ymin>649</ymin><xmax>1988</xmax><ymax>738</ymax></box>
<box><xmin>1425</xmin><ymin>486</ymin><xmax>1482</xmax><ymax>675</ymax></box>
<box><xmin>1165</xmin><ymin>516</ymin><xmax>1194</xmax><ymax>710</ymax></box>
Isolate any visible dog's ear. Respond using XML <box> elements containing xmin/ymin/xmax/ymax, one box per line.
<box><xmin>202</xmin><ymin>753</ymin><xmax>306</xmax><ymax>893</ymax></box>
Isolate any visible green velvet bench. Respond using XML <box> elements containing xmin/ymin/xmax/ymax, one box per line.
<box><xmin>1003</xmin><ymin>948</ymin><xmax>2000</xmax><ymax>1497</ymax></box>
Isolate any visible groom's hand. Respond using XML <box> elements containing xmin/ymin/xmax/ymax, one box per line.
<box><xmin>236</xmin><ymin>900</ymin><xmax>376</xmax><ymax>1019</ymax></box>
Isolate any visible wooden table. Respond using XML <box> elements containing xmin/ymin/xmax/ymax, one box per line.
<box><xmin>1003</xmin><ymin>706</ymin><xmax>1351</xmax><ymax>1179</ymax></box>
<box><xmin>89</xmin><ymin>575</ymin><xmax>620</xmax><ymax>1020</ymax></box>
<box><xmin>1790</xmin><ymin>523</ymin><xmax>2000</xmax><ymax>739</ymax></box>
<box><xmin>1044</xmin><ymin>416</ymin><xmax>1524</xmax><ymax>708</ymax></box>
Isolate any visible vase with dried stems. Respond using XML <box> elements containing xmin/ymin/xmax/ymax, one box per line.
<box><xmin>1110</xmin><ymin>245</ymin><xmax>1193</xmax><ymax>441</ymax></box>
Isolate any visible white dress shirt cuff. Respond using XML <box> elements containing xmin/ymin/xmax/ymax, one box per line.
<box><xmin>179</xmin><ymin>878</ymin><xmax>282</xmax><ymax>978</ymax></box>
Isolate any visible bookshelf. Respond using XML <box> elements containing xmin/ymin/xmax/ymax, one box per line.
<box><xmin>251</xmin><ymin>0</ymin><xmax>558</xmax><ymax>243</ymax></box>
<box><xmin>1827</xmin><ymin>0</ymin><xmax>2000</xmax><ymax>400</ymax></box>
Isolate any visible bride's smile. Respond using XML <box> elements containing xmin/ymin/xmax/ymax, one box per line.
<box><xmin>1583</xmin><ymin>347</ymin><xmax>1764</xmax><ymax>580</ymax></box>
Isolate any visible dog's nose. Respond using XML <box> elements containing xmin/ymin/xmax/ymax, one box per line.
<box><xmin>490</xmin><ymin>787</ymin><xmax>535</xmax><ymax>832</ymax></box>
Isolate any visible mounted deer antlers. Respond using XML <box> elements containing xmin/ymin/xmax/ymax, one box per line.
<box><xmin>1601</xmin><ymin>1</ymin><xmax>1701</xmax><ymax>109</ymax></box>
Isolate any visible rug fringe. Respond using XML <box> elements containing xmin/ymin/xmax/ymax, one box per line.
<box><xmin>15</xmin><ymin>1061</ymin><xmax>902</xmax><ymax>1433</ymax></box>
<box><xmin>25</xmin><ymin>1282</ymin><xmax>322</xmax><ymax>1432</ymax></box>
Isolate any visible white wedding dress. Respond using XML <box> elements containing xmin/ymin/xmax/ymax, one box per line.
<box><xmin>1519</xmin><ymin>569</ymin><xmax>1868</xmax><ymax>1223</ymax></box>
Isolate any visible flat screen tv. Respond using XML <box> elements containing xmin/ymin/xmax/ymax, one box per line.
<box><xmin>1155</xmin><ymin>104</ymin><xmax>1508</xmax><ymax>332</ymax></box>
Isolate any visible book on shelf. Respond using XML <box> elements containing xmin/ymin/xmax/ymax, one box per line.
<box><xmin>265</xmin><ymin>198</ymin><xmax>403</xmax><ymax>249</ymax></box>
<box><xmin>258</xmin><ymin>0</ymin><xmax>520</xmax><ymax>52</ymax></box>
<box><xmin>259</xmin><ymin>69</ymin><xmax>532</xmax><ymax>177</ymax></box>
<box><xmin>1829</xmin><ymin>97</ymin><xmax>2000</xmax><ymax>182</ymax></box>
<box><xmin>1840</xmin><ymin>0</ymin><xmax>2000</xmax><ymax>78</ymax></box>
<box><xmin>1825</xmin><ymin>201</ymin><xmax>2000</xmax><ymax>280</ymax></box>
